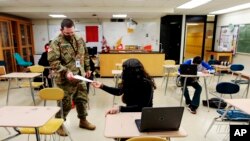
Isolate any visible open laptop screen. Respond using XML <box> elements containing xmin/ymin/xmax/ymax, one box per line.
<box><xmin>179</xmin><ymin>64</ymin><xmax>197</xmax><ymax>75</ymax></box>
<box><xmin>135</xmin><ymin>107</ymin><xmax>184</xmax><ymax>132</ymax></box>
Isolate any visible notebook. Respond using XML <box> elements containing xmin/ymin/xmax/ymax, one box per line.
<box><xmin>135</xmin><ymin>107</ymin><xmax>184</xmax><ymax>132</ymax></box>
<box><xmin>179</xmin><ymin>64</ymin><xmax>197</xmax><ymax>75</ymax></box>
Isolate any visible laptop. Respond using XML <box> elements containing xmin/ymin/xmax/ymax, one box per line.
<box><xmin>179</xmin><ymin>64</ymin><xmax>197</xmax><ymax>75</ymax></box>
<box><xmin>135</xmin><ymin>107</ymin><xmax>184</xmax><ymax>132</ymax></box>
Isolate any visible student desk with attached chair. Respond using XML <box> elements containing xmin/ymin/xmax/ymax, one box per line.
<box><xmin>0</xmin><ymin>72</ymin><xmax>41</xmax><ymax>105</ymax></box>
<box><xmin>104</xmin><ymin>113</ymin><xmax>187</xmax><ymax>141</ymax></box>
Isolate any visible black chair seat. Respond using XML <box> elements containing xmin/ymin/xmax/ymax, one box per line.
<box><xmin>216</xmin><ymin>82</ymin><xmax>240</xmax><ymax>94</ymax></box>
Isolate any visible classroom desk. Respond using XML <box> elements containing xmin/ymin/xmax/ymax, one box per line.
<box><xmin>104</xmin><ymin>113</ymin><xmax>187</xmax><ymax>140</ymax></box>
<box><xmin>0</xmin><ymin>72</ymin><xmax>41</xmax><ymax>105</ymax></box>
<box><xmin>180</xmin><ymin>72</ymin><xmax>213</xmax><ymax>110</ymax></box>
<box><xmin>212</xmin><ymin>65</ymin><xmax>229</xmax><ymax>71</ymax></box>
<box><xmin>211</xmin><ymin>65</ymin><xmax>229</xmax><ymax>83</ymax></box>
<box><xmin>111</xmin><ymin>70</ymin><xmax>122</xmax><ymax>106</ymax></box>
<box><xmin>224</xmin><ymin>99</ymin><xmax>250</xmax><ymax>115</ymax></box>
<box><xmin>115</xmin><ymin>63</ymin><xmax>122</xmax><ymax>70</ymax></box>
<box><xmin>99</xmin><ymin>53</ymin><xmax>164</xmax><ymax>77</ymax></box>
<box><xmin>112</xmin><ymin>70</ymin><xmax>122</xmax><ymax>88</ymax></box>
<box><xmin>233</xmin><ymin>71</ymin><xmax>250</xmax><ymax>98</ymax></box>
<box><xmin>205</xmin><ymin>99</ymin><xmax>250</xmax><ymax>137</ymax></box>
<box><xmin>163</xmin><ymin>65</ymin><xmax>179</xmax><ymax>95</ymax></box>
<box><xmin>0</xmin><ymin>106</ymin><xmax>60</xmax><ymax>141</ymax></box>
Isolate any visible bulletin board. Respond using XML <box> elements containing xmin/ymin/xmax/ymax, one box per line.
<box><xmin>219</xmin><ymin>25</ymin><xmax>239</xmax><ymax>54</ymax></box>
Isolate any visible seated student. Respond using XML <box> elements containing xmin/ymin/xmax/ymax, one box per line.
<box><xmin>180</xmin><ymin>56</ymin><xmax>214</xmax><ymax>114</ymax></box>
<box><xmin>92</xmin><ymin>58</ymin><xmax>156</xmax><ymax>114</ymax></box>
<box><xmin>38</xmin><ymin>42</ymin><xmax>53</xmax><ymax>87</ymax></box>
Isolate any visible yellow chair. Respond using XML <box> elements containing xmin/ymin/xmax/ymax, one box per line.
<box><xmin>162</xmin><ymin>60</ymin><xmax>178</xmax><ymax>95</ymax></box>
<box><xmin>126</xmin><ymin>136</ymin><xmax>169</xmax><ymax>141</ymax></box>
<box><xmin>114</xmin><ymin>58</ymin><xmax>127</xmax><ymax>85</ymax></box>
<box><xmin>164</xmin><ymin>60</ymin><xmax>175</xmax><ymax>65</ymax></box>
<box><xmin>20</xmin><ymin>65</ymin><xmax>45</xmax><ymax>88</ymax></box>
<box><xmin>115</xmin><ymin>58</ymin><xmax>128</xmax><ymax>70</ymax></box>
<box><xmin>0</xmin><ymin>66</ymin><xmax>6</xmax><ymax>75</ymax></box>
<box><xmin>16</xmin><ymin>88</ymin><xmax>73</xmax><ymax>141</ymax></box>
<box><xmin>0</xmin><ymin>66</ymin><xmax>7</xmax><ymax>81</ymax></box>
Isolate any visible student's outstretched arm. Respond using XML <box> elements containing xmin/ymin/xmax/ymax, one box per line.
<box><xmin>92</xmin><ymin>81</ymin><xmax>123</xmax><ymax>96</ymax></box>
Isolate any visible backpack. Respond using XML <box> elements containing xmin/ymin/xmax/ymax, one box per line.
<box><xmin>202</xmin><ymin>98</ymin><xmax>227</xmax><ymax>109</ymax></box>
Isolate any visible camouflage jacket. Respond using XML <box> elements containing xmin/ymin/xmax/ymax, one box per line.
<box><xmin>48</xmin><ymin>34</ymin><xmax>90</xmax><ymax>84</ymax></box>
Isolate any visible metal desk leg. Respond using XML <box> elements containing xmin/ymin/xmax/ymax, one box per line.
<box><xmin>35</xmin><ymin>127</ymin><xmax>41</xmax><ymax>141</ymax></box>
<box><xmin>4</xmin><ymin>127</ymin><xmax>11</xmax><ymax>134</ymax></box>
<box><xmin>180</xmin><ymin>77</ymin><xmax>187</xmax><ymax>106</ymax></box>
<box><xmin>204</xmin><ymin>105</ymin><xmax>232</xmax><ymax>137</ymax></box>
<box><xmin>29</xmin><ymin>78</ymin><xmax>36</xmax><ymax>105</ymax></box>
<box><xmin>1</xmin><ymin>132</ymin><xmax>20</xmax><ymax>141</ymax></box>
<box><xmin>245</xmin><ymin>79</ymin><xmax>250</xmax><ymax>98</ymax></box>
<box><xmin>203</xmin><ymin>77</ymin><xmax>210</xmax><ymax>111</ymax></box>
<box><xmin>115</xmin><ymin>74</ymin><xmax>119</xmax><ymax>88</ymax></box>
<box><xmin>113</xmin><ymin>74</ymin><xmax>119</xmax><ymax>106</ymax></box>
<box><xmin>6</xmin><ymin>78</ymin><xmax>11</xmax><ymax>105</ymax></box>
<box><xmin>217</xmin><ymin>72</ymin><xmax>221</xmax><ymax>83</ymax></box>
<box><xmin>164</xmin><ymin>71</ymin><xmax>170</xmax><ymax>96</ymax></box>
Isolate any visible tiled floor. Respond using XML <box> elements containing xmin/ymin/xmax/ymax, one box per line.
<box><xmin>0</xmin><ymin>74</ymin><xmax>248</xmax><ymax>141</ymax></box>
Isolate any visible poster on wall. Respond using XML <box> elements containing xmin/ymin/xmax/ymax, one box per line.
<box><xmin>219</xmin><ymin>25</ymin><xmax>239</xmax><ymax>54</ymax></box>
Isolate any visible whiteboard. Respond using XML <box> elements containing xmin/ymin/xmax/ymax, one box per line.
<box><xmin>48</xmin><ymin>25</ymin><xmax>61</xmax><ymax>40</ymax></box>
<box><xmin>33</xmin><ymin>54</ymin><xmax>41</xmax><ymax>65</ymax></box>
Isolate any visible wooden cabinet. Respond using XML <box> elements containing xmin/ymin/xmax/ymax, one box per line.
<box><xmin>0</xmin><ymin>15</ymin><xmax>34</xmax><ymax>73</ymax></box>
<box><xmin>17</xmin><ymin>22</ymin><xmax>34</xmax><ymax>62</ymax></box>
<box><xmin>205</xmin><ymin>51</ymin><xmax>233</xmax><ymax>63</ymax></box>
<box><xmin>0</xmin><ymin>20</ymin><xmax>16</xmax><ymax>73</ymax></box>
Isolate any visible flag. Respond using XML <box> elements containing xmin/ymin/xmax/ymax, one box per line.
<box><xmin>115</xmin><ymin>37</ymin><xmax>123</xmax><ymax>49</ymax></box>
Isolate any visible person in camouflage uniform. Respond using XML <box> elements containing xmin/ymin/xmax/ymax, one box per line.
<box><xmin>48</xmin><ymin>19</ymin><xmax>96</xmax><ymax>136</ymax></box>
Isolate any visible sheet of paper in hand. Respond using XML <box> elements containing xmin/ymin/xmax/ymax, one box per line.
<box><xmin>73</xmin><ymin>75</ymin><xmax>93</xmax><ymax>83</ymax></box>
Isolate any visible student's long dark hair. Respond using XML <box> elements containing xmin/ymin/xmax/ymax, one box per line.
<box><xmin>121</xmin><ymin>58</ymin><xmax>156</xmax><ymax>89</ymax></box>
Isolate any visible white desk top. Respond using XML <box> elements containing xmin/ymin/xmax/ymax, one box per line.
<box><xmin>179</xmin><ymin>72</ymin><xmax>212</xmax><ymax>77</ymax></box>
<box><xmin>163</xmin><ymin>65</ymin><xmax>179</xmax><ymax>68</ymax></box>
<box><xmin>112</xmin><ymin>70</ymin><xmax>122</xmax><ymax>75</ymax></box>
<box><xmin>0</xmin><ymin>72</ymin><xmax>41</xmax><ymax>78</ymax></box>
<box><xmin>104</xmin><ymin>113</ymin><xmax>187</xmax><ymax>138</ymax></box>
<box><xmin>0</xmin><ymin>106</ymin><xmax>59</xmax><ymax>128</ymax></box>
<box><xmin>115</xmin><ymin>63</ymin><xmax>122</xmax><ymax>67</ymax></box>
<box><xmin>224</xmin><ymin>99</ymin><xmax>250</xmax><ymax>115</ymax></box>
<box><xmin>233</xmin><ymin>71</ymin><xmax>250</xmax><ymax>78</ymax></box>
<box><xmin>212</xmin><ymin>65</ymin><xmax>230</xmax><ymax>69</ymax></box>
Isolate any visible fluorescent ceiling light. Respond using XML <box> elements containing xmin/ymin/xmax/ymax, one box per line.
<box><xmin>112</xmin><ymin>14</ymin><xmax>127</xmax><ymax>18</ymax></box>
<box><xmin>210</xmin><ymin>3</ymin><xmax>250</xmax><ymax>14</ymax></box>
<box><xmin>207</xmin><ymin>14</ymin><xmax>215</xmax><ymax>17</ymax></box>
<box><xmin>49</xmin><ymin>14</ymin><xmax>67</xmax><ymax>18</ymax></box>
<box><xmin>177</xmin><ymin>0</ymin><xmax>212</xmax><ymax>9</ymax></box>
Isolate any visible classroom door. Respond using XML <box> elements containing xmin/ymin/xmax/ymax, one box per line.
<box><xmin>184</xmin><ymin>23</ymin><xmax>204</xmax><ymax>60</ymax></box>
<box><xmin>160</xmin><ymin>15</ymin><xmax>182</xmax><ymax>64</ymax></box>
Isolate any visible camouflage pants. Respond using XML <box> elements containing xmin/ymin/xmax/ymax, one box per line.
<box><xmin>56</xmin><ymin>81</ymin><xmax>88</xmax><ymax>120</ymax></box>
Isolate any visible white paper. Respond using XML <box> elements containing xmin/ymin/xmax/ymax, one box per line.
<box><xmin>73</xmin><ymin>75</ymin><xmax>93</xmax><ymax>83</ymax></box>
<box><xmin>197</xmin><ymin>72</ymin><xmax>203</xmax><ymax>75</ymax></box>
